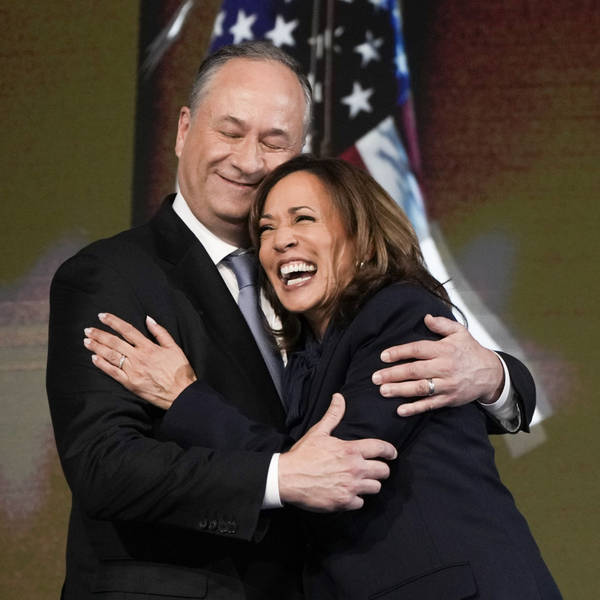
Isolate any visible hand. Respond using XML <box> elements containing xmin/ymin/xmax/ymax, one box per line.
<box><xmin>371</xmin><ymin>314</ymin><xmax>504</xmax><ymax>417</ymax></box>
<box><xmin>83</xmin><ymin>313</ymin><xmax>197</xmax><ymax>410</ymax></box>
<box><xmin>278</xmin><ymin>394</ymin><xmax>397</xmax><ymax>512</ymax></box>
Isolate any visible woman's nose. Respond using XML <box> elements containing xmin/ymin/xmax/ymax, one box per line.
<box><xmin>273</xmin><ymin>227</ymin><xmax>297</xmax><ymax>251</ymax></box>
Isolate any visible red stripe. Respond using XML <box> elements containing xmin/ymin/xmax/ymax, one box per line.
<box><xmin>338</xmin><ymin>145</ymin><xmax>368</xmax><ymax>170</ymax></box>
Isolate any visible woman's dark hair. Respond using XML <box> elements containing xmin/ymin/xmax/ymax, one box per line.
<box><xmin>250</xmin><ymin>155</ymin><xmax>454</xmax><ymax>350</ymax></box>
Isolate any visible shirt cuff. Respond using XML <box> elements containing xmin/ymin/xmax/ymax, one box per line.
<box><xmin>478</xmin><ymin>353</ymin><xmax>521</xmax><ymax>432</ymax></box>
<box><xmin>262</xmin><ymin>453</ymin><xmax>283</xmax><ymax>509</ymax></box>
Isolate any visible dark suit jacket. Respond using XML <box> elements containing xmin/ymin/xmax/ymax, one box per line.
<box><xmin>47</xmin><ymin>197</ymin><xmax>302</xmax><ymax>599</ymax></box>
<box><xmin>283</xmin><ymin>283</ymin><xmax>560</xmax><ymax>599</ymax></box>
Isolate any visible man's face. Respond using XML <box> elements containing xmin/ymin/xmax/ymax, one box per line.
<box><xmin>175</xmin><ymin>58</ymin><xmax>306</xmax><ymax>245</ymax></box>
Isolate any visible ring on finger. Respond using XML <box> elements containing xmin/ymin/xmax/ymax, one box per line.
<box><xmin>426</xmin><ymin>378</ymin><xmax>435</xmax><ymax>397</ymax></box>
<box><xmin>118</xmin><ymin>354</ymin><xmax>127</xmax><ymax>370</ymax></box>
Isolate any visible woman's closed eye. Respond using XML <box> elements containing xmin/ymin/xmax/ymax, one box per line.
<box><xmin>258</xmin><ymin>223</ymin><xmax>274</xmax><ymax>235</ymax></box>
<box><xmin>295</xmin><ymin>214</ymin><xmax>316</xmax><ymax>223</ymax></box>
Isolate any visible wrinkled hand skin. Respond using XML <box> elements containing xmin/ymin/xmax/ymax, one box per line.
<box><xmin>371</xmin><ymin>314</ymin><xmax>504</xmax><ymax>417</ymax></box>
<box><xmin>278</xmin><ymin>394</ymin><xmax>397</xmax><ymax>512</ymax></box>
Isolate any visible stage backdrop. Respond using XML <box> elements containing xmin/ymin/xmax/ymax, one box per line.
<box><xmin>0</xmin><ymin>1</ymin><xmax>597</xmax><ymax>597</ymax></box>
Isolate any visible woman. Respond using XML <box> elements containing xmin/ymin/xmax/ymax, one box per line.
<box><xmin>85</xmin><ymin>156</ymin><xmax>560</xmax><ymax>599</ymax></box>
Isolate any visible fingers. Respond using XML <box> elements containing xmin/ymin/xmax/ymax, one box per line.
<box><xmin>377</xmin><ymin>375</ymin><xmax>447</xmax><ymax>399</ymax></box>
<box><xmin>423</xmin><ymin>313</ymin><xmax>463</xmax><ymax>337</ymax></box>
<box><xmin>84</xmin><ymin>330</ymin><xmax>131</xmax><ymax>368</ymax></box>
<box><xmin>379</xmin><ymin>338</ymin><xmax>440</xmax><ymax>364</ymax></box>
<box><xmin>90</xmin><ymin>353</ymin><xmax>128</xmax><ymax>385</ymax></box>
<box><xmin>347</xmin><ymin>438</ymin><xmax>397</xmax><ymax>461</ymax></box>
<box><xmin>309</xmin><ymin>393</ymin><xmax>346</xmax><ymax>436</ymax></box>
<box><xmin>378</xmin><ymin>316</ymin><xmax>465</xmax><ymax>366</ymax></box>
<box><xmin>97</xmin><ymin>312</ymin><xmax>148</xmax><ymax>347</ymax></box>
<box><xmin>145</xmin><ymin>315</ymin><xmax>177</xmax><ymax>348</ymax></box>
<box><xmin>373</xmin><ymin>357</ymin><xmax>450</xmax><ymax>386</ymax></box>
<box><xmin>396</xmin><ymin>395</ymin><xmax>454</xmax><ymax>416</ymax></box>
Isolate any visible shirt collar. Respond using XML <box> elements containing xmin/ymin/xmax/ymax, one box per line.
<box><xmin>172</xmin><ymin>192</ymin><xmax>242</xmax><ymax>265</ymax></box>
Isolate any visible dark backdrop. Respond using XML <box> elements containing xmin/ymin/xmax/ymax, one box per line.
<box><xmin>0</xmin><ymin>1</ymin><xmax>597</xmax><ymax>597</ymax></box>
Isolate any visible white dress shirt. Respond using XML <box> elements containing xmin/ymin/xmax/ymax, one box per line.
<box><xmin>173</xmin><ymin>193</ymin><xmax>519</xmax><ymax>510</ymax></box>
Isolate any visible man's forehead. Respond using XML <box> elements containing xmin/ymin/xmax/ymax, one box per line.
<box><xmin>193</xmin><ymin>57</ymin><xmax>306</xmax><ymax>138</ymax></box>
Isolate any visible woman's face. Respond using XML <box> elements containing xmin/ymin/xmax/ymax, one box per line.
<box><xmin>258</xmin><ymin>171</ymin><xmax>356</xmax><ymax>338</ymax></box>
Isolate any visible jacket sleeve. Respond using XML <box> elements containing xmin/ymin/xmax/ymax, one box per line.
<box><xmin>489</xmin><ymin>351</ymin><xmax>536</xmax><ymax>434</ymax></box>
<box><xmin>47</xmin><ymin>251</ymin><xmax>272</xmax><ymax>542</ymax></box>
<box><xmin>331</xmin><ymin>286</ymin><xmax>536</xmax><ymax>444</ymax></box>
<box><xmin>161</xmin><ymin>380</ymin><xmax>292</xmax><ymax>452</ymax></box>
<box><xmin>330</xmin><ymin>286</ymin><xmax>455</xmax><ymax>446</ymax></box>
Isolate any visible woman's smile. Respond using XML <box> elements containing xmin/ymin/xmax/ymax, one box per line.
<box><xmin>258</xmin><ymin>171</ymin><xmax>356</xmax><ymax>338</ymax></box>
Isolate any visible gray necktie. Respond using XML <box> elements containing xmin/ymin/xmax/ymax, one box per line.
<box><xmin>224</xmin><ymin>252</ymin><xmax>284</xmax><ymax>399</ymax></box>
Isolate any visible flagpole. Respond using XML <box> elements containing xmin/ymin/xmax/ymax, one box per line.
<box><xmin>309</xmin><ymin>0</ymin><xmax>321</xmax><ymax>154</ymax></box>
<box><xmin>319</xmin><ymin>0</ymin><xmax>335</xmax><ymax>157</ymax></box>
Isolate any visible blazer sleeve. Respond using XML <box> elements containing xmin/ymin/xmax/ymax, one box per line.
<box><xmin>332</xmin><ymin>287</ymin><xmax>537</xmax><ymax>442</ymax></box>
<box><xmin>485</xmin><ymin>351</ymin><xmax>536</xmax><ymax>434</ymax></box>
<box><xmin>330</xmin><ymin>286</ymin><xmax>455</xmax><ymax>446</ymax></box>
<box><xmin>160</xmin><ymin>380</ymin><xmax>292</xmax><ymax>452</ymax></box>
<box><xmin>47</xmin><ymin>251</ymin><xmax>272</xmax><ymax>542</ymax></box>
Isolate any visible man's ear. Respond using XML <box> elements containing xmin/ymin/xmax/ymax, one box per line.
<box><xmin>175</xmin><ymin>107</ymin><xmax>192</xmax><ymax>158</ymax></box>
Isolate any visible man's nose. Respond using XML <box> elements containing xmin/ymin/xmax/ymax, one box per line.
<box><xmin>231</xmin><ymin>137</ymin><xmax>265</xmax><ymax>176</ymax></box>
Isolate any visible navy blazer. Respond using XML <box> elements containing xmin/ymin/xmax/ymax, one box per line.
<box><xmin>161</xmin><ymin>281</ymin><xmax>558</xmax><ymax>599</ymax></box>
<box><xmin>284</xmin><ymin>283</ymin><xmax>560</xmax><ymax>599</ymax></box>
<box><xmin>47</xmin><ymin>197</ymin><xmax>302</xmax><ymax>599</ymax></box>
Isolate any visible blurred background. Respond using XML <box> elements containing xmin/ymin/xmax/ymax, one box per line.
<box><xmin>1</xmin><ymin>1</ymin><xmax>598</xmax><ymax>597</ymax></box>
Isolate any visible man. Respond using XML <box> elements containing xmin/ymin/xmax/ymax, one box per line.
<box><xmin>47</xmin><ymin>42</ymin><xmax>534</xmax><ymax>599</ymax></box>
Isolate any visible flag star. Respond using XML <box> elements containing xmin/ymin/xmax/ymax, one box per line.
<box><xmin>229</xmin><ymin>9</ymin><xmax>256</xmax><ymax>44</ymax></box>
<box><xmin>212</xmin><ymin>11</ymin><xmax>225</xmax><ymax>38</ymax></box>
<box><xmin>265</xmin><ymin>15</ymin><xmax>299</xmax><ymax>48</ymax></box>
<box><xmin>354</xmin><ymin>31</ymin><xmax>383</xmax><ymax>66</ymax></box>
<box><xmin>341</xmin><ymin>82</ymin><xmax>374</xmax><ymax>119</ymax></box>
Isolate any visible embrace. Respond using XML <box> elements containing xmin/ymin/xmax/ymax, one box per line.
<box><xmin>48</xmin><ymin>42</ymin><xmax>560</xmax><ymax>599</ymax></box>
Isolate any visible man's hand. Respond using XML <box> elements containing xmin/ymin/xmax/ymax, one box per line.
<box><xmin>278</xmin><ymin>394</ymin><xmax>397</xmax><ymax>512</ymax></box>
<box><xmin>371</xmin><ymin>314</ymin><xmax>504</xmax><ymax>417</ymax></box>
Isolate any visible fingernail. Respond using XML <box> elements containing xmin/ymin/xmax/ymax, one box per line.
<box><xmin>84</xmin><ymin>328</ymin><xmax>92</xmax><ymax>336</ymax></box>
<box><xmin>146</xmin><ymin>315</ymin><xmax>157</xmax><ymax>325</ymax></box>
<box><xmin>380</xmin><ymin>385</ymin><xmax>391</xmax><ymax>397</ymax></box>
<box><xmin>372</xmin><ymin>372</ymin><xmax>382</xmax><ymax>385</ymax></box>
<box><xmin>83</xmin><ymin>338</ymin><xmax>91</xmax><ymax>347</ymax></box>
<box><xmin>91</xmin><ymin>354</ymin><xmax>98</xmax><ymax>363</ymax></box>
<box><xmin>98</xmin><ymin>313</ymin><xmax>107</xmax><ymax>321</ymax></box>
<box><xmin>397</xmin><ymin>406</ymin><xmax>409</xmax><ymax>416</ymax></box>
<box><xmin>380</xmin><ymin>351</ymin><xmax>390</xmax><ymax>362</ymax></box>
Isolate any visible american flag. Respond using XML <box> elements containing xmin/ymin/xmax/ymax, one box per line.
<box><xmin>137</xmin><ymin>0</ymin><xmax>551</xmax><ymax>447</ymax></box>
<box><xmin>206</xmin><ymin>0</ymin><xmax>550</xmax><ymax>431</ymax></box>
<box><xmin>209</xmin><ymin>0</ymin><xmax>429</xmax><ymax>241</ymax></box>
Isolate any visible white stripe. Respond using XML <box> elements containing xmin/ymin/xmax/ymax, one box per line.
<box><xmin>355</xmin><ymin>117</ymin><xmax>548</xmax><ymax>428</ymax></box>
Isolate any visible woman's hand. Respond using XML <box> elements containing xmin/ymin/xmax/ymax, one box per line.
<box><xmin>83</xmin><ymin>313</ymin><xmax>197</xmax><ymax>410</ymax></box>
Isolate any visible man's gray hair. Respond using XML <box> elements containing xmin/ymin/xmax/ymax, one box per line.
<box><xmin>188</xmin><ymin>41</ymin><xmax>313</xmax><ymax>135</ymax></box>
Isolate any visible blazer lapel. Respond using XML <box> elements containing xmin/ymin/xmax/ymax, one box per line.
<box><xmin>297</xmin><ymin>327</ymin><xmax>349</xmax><ymax>431</ymax></box>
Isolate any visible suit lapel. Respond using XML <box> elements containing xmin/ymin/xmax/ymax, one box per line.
<box><xmin>150</xmin><ymin>198</ymin><xmax>283</xmax><ymax>420</ymax></box>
